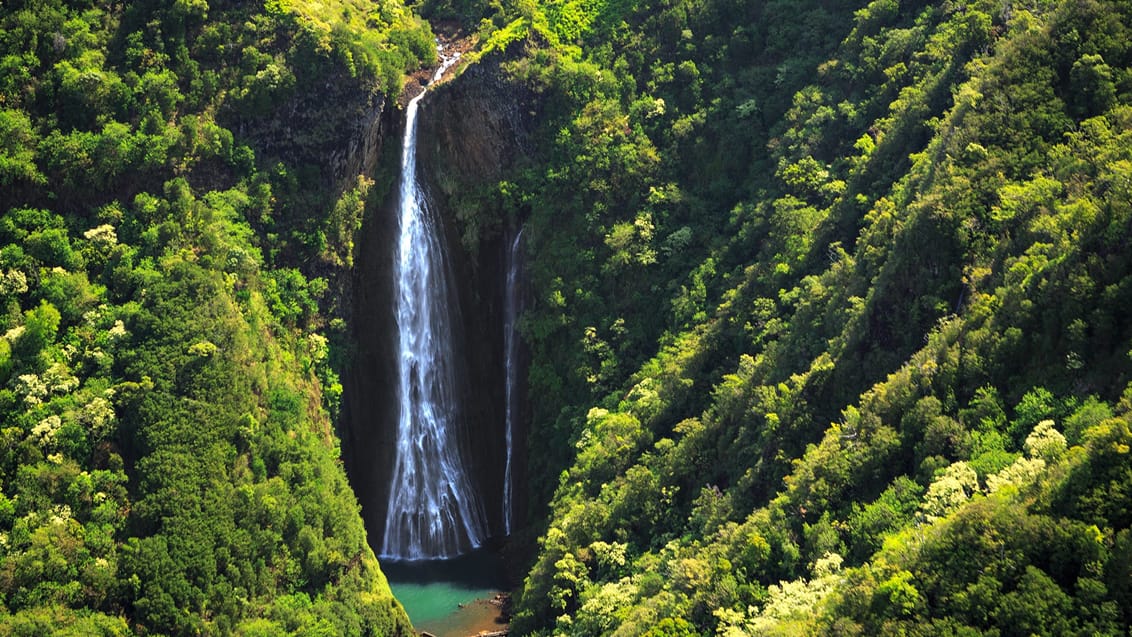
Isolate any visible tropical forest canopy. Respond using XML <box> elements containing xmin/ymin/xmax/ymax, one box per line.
<box><xmin>437</xmin><ymin>0</ymin><xmax>1132</xmax><ymax>634</ymax></box>
<box><xmin>0</xmin><ymin>0</ymin><xmax>432</xmax><ymax>633</ymax></box>
<box><xmin>1</xmin><ymin>0</ymin><xmax>1131</xmax><ymax>635</ymax></box>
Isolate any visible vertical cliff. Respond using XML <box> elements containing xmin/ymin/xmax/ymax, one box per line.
<box><xmin>341</xmin><ymin>41</ymin><xmax>542</xmax><ymax>551</ymax></box>
<box><xmin>416</xmin><ymin>44</ymin><xmax>542</xmax><ymax>540</ymax></box>
<box><xmin>338</xmin><ymin>102</ymin><xmax>402</xmax><ymax>553</ymax></box>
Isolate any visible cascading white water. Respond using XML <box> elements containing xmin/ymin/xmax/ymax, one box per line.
<box><xmin>502</xmin><ymin>227</ymin><xmax>524</xmax><ymax>535</ymax></box>
<box><xmin>381</xmin><ymin>47</ymin><xmax>488</xmax><ymax>560</ymax></box>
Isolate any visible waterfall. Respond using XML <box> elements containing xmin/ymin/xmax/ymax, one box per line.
<box><xmin>502</xmin><ymin>227</ymin><xmax>524</xmax><ymax>535</ymax></box>
<box><xmin>381</xmin><ymin>47</ymin><xmax>487</xmax><ymax>560</ymax></box>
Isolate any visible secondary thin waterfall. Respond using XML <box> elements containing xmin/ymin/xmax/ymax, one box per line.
<box><xmin>502</xmin><ymin>227</ymin><xmax>524</xmax><ymax>535</ymax></box>
<box><xmin>381</xmin><ymin>47</ymin><xmax>487</xmax><ymax>560</ymax></box>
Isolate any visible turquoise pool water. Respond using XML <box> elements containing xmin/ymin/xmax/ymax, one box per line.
<box><xmin>389</xmin><ymin>579</ymin><xmax>497</xmax><ymax>629</ymax></box>
<box><xmin>384</xmin><ymin>549</ymin><xmax>508</xmax><ymax>635</ymax></box>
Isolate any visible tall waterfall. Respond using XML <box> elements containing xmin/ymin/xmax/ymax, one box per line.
<box><xmin>381</xmin><ymin>48</ymin><xmax>487</xmax><ymax>560</ymax></box>
<box><xmin>502</xmin><ymin>227</ymin><xmax>524</xmax><ymax>535</ymax></box>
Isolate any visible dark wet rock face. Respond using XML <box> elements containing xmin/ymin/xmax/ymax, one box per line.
<box><xmin>342</xmin><ymin>43</ymin><xmax>541</xmax><ymax>551</ymax></box>
<box><xmin>415</xmin><ymin>46</ymin><xmax>541</xmax><ymax>542</ymax></box>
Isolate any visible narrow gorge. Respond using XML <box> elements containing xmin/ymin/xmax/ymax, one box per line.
<box><xmin>3</xmin><ymin>0</ymin><xmax>1131</xmax><ymax>634</ymax></box>
<box><xmin>339</xmin><ymin>36</ymin><xmax>540</xmax><ymax>605</ymax></box>
<box><xmin>380</xmin><ymin>46</ymin><xmax>489</xmax><ymax>560</ymax></box>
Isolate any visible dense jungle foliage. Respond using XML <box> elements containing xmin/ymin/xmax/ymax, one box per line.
<box><xmin>431</xmin><ymin>0</ymin><xmax>1132</xmax><ymax>633</ymax></box>
<box><xmin>0</xmin><ymin>0</ymin><xmax>434</xmax><ymax>633</ymax></box>
<box><xmin>4</xmin><ymin>0</ymin><xmax>1132</xmax><ymax>634</ymax></box>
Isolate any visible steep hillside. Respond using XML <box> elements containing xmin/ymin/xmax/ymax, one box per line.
<box><xmin>0</xmin><ymin>0</ymin><xmax>431</xmax><ymax>633</ymax></box>
<box><xmin>3</xmin><ymin>0</ymin><xmax>1130</xmax><ymax>633</ymax></box>
<box><xmin>429</xmin><ymin>0</ymin><xmax>1132</xmax><ymax>633</ymax></box>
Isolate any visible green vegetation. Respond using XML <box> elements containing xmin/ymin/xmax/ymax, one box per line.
<box><xmin>0</xmin><ymin>0</ymin><xmax>432</xmax><ymax>633</ymax></box>
<box><xmin>4</xmin><ymin>0</ymin><xmax>1131</xmax><ymax>633</ymax></box>
<box><xmin>267</xmin><ymin>0</ymin><xmax>437</xmax><ymax>89</ymax></box>
<box><xmin>434</xmin><ymin>0</ymin><xmax>1132</xmax><ymax>633</ymax></box>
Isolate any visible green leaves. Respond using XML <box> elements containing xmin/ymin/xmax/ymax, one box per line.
<box><xmin>0</xmin><ymin>1</ymin><xmax>418</xmax><ymax>633</ymax></box>
<box><xmin>0</xmin><ymin>109</ymin><xmax>44</xmax><ymax>186</ymax></box>
<box><xmin>507</xmin><ymin>0</ymin><xmax>1132</xmax><ymax>633</ymax></box>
